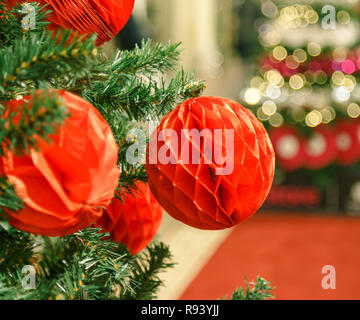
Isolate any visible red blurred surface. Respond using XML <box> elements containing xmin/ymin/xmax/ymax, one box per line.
<box><xmin>180</xmin><ymin>214</ymin><xmax>360</xmax><ymax>300</ymax></box>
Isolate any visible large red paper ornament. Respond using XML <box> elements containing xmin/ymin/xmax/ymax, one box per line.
<box><xmin>2</xmin><ymin>90</ymin><xmax>120</xmax><ymax>236</ymax></box>
<box><xmin>270</xmin><ymin>126</ymin><xmax>307</xmax><ymax>171</ymax></box>
<box><xmin>6</xmin><ymin>0</ymin><xmax>135</xmax><ymax>46</ymax></box>
<box><xmin>96</xmin><ymin>182</ymin><xmax>163</xmax><ymax>255</ymax></box>
<box><xmin>335</xmin><ymin>120</ymin><xmax>360</xmax><ymax>165</ymax></box>
<box><xmin>304</xmin><ymin>125</ymin><xmax>337</xmax><ymax>169</ymax></box>
<box><xmin>145</xmin><ymin>96</ymin><xmax>275</xmax><ymax>230</ymax></box>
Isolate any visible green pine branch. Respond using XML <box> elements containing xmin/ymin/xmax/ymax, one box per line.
<box><xmin>0</xmin><ymin>0</ymin><xmax>51</xmax><ymax>48</ymax></box>
<box><xmin>0</xmin><ymin>226</ymin><xmax>174</xmax><ymax>300</ymax></box>
<box><xmin>228</xmin><ymin>276</ymin><xmax>274</xmax><ymax>300</ymax></box>
<box><xmin>0</xmin><ymin>177</ymin><xmax>24</xmax><ymax>216</ymax></box>
<box><xmin>0</xmin><ymin>89</ymin><xmax>69</xmax><ymax>156</ymax></box>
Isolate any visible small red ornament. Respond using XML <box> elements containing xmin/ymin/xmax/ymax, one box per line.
<box><xmin>6</xmin><ymin>0</ymin><xmax>135</xmax><ymax>46</ymax></box>
<box><xmin>304</xmin><ymin>125</ymin><xmax>337</xmax><ymax>169</ymax></box>
<box><xmin>335</xmin><ymin>119</ymin><xmax>360</xmax><ymax>165</ymax></box>
<box><xmin>145</xmin><ymin>96</ymin><xmax>275</xmax><ymax>230</ymax></box>
<box><xmin>2</xmin><ymin>90</ymin><xmax>120</xmax><ymax>236</ymax></box>
<box><xmin>96</xmin><ymin>182</ymin><xmax>163</xmax><ymax>255</ymax></box>
<box><xmin>270</xmin><ymin>126</ymin><xmax>307</xmax><ymax>171</ymax></box>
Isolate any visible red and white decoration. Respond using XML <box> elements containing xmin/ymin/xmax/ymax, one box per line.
<box><xmin>270</xmin><ymin>121</ymin><xmax>360</xmax><ymax>171</ymax></box>
<box><xmin>270</xmin><ymin>126</ymin><xmax>306</xmax><ymax>171</ymax></box>
<box><xmin>304</xmin><ymin>125</ymin><xmax>337</xmax><ymax>170</ymax></box>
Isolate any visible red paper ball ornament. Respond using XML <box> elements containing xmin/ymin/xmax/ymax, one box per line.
<box><xmin>145</xmin><ymin>96</ymin><xmax>275</xmax><ymax>230</ymax></box>
<box><xmin>6</xmin><ymin>0</ymin><xmax>135</xmax><ymax>46</ymax></box>
<box><xmin>2</xmin><ymin>90</ymin><xmax>120</xmax><ymax>236</ymax></box>
<box><xmin>96</xmin><ymin>182</ymin><xmax>163</xmax><ymax>255</ymax></box>
<box><xmin>304</xmin><ymin>125</ymin><xmax>337</xmax><ymax>169</ymax></box>
<box><xmin>269</xmin><ymin>126</ymin><xmax>307</xmax><ymax>171</ymax></box>
<box><xmin>335</xmin><ymin>120</ymin><xmax>360</xmax><ymax>165</ymax></box>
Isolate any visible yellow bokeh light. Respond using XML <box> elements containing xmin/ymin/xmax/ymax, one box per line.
<box><xmin>344</xmin><ymin>75</ymin><xmax>356</xmax><ymax>92</ymax></box>
<box><xmin>315</xmin><ymin>71</ymin><xmax>328</xmax><ymax>85</ymax></box>
<box><xmin>347</xmin><ymin>103</ymin><xmax>360</xmax><ymax>118</ymax></box>
<box><xmin>250</xmin><ymin>76</ymin><xmax>264</xmax><ymax>89</ymax></box>
<box><xmin>269</xmin><ymin>113</ymin><xmax>284</xmax><ymax>127</ymax></box>
<box><xmin>244</xmin><ymin>88</ymin><xmax>261</xmax><ymax>105</ymax></box>
<box><xmin>321</xmin><ymin>107</ymin><xmax>336</xmax><ymax>123</ymax></box>
<box><xmin>289</xmin><ymin>74</ymin><xmax>305</xmax><ymax>90</ymax></box>
<box><xmin>307</xmin><ymin>42</ymin><xmax>321</xmax><ymax>57</ymax></box>
<box><xmin>293</xmin><ymin>49</ymin><xmax>307</xmax><ymax>63</ymax></box>
<box><xmin>337</xmin><ymin>10</ymin><xmax>351</xmax><ymax>25</ymax></box>
<box><xmin>273</xmin><ymin>46</ymin><xmax>288</xmax><ymax>61</ymax></box>
<box><xmin>305</xmin><ymin>110</ymin><xmax>323</xmax><ymax>127</ymax></box>
<box><xmin>333</xmin><ymin>47</ymin><xmax>348</xmax><ymax>62</ymax></box>
<box><xmin>262</xmin><ymin>100</ymin><xmax>277</xmax><ymax>116</ymax></box>
<box><xmin>331</xmin><ymin>71</ymin><xmax>345</xmax><ymax>86</ymax></box>
<box><xmin>257</xmin><ymin>107</ymin><xmax>271</xmax><ymax>121</ymax></box>
<box><xmin>305</xmin><ymin>10</ymin><xmax>319</xmax><ymax>24</ymax></box>
<box><xmin>266</xmin><ymin>70</ymin><xmax>284</xmax><ymax>86</ymax></box>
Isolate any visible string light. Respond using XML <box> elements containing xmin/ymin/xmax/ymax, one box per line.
<box><xmin>250</xmin><ymin>76</ymin><xmax>264</xmax><ymax>89</ymax></box>
<box><xmin>262</xmin><ymin>100</ymin><xmax>277</xmax><ymax>116</ymax></box>
<box><xmin>347</xmin><ymin>103</ymin><xmax>360</xmax><ymax>118</ymax></box>
<box><xmin>269</xmin><ymin>113</ymin><xmax>284</xmax><ymax>127</ymax></box>
<box><xmin>257</xmin><ymin>107</ymin><xmax>271</xmax><ymax>121</ymax></box>
<box><xmin>266</xmin><ymin>85</ymin><xmax>281</xmax><ymax>99</ymax></box>
<box><xmin>331</xmin><ymin>71</ymin><xmax>345</xmax><ymax>86</ymax></box>
<box><xmin>321</xmin><ymin>107</ymin><xmax>336</xmax><ymax>124</ymax></box>
<box><xmin>289</xmin><ymin>74</ymin><xmax>305</xmax><ymax>90</ymax></box>
<box><xmin>273</xmin><ymin>46</ymin><xmax>287</xmax><ymax>61</ymax></box>
<box><xmin>244</xmin><ymin>88</ymin><xmax>261</xmax><ymax>105</ymax></box>
<box><xmin>337</xmin><ymin>10</ymin><xmax>351</xmax><ymax>25</ymax></box>
<box><xmin>333</xmin><ymin>48</ymin><xmax>348</xmax><ymax>62</ymax></box>
<box><xmin>305</xmin><ymin>110</ymin><xmax>322</xmax><ymax>127</ymax></box>
<box><xmin>243</xmin><ymin>3</ymin><xmax>360</xmax><ymax>129</ymax></box>
<box><xmin>332</xmin><ymin>86</ymin><xmax>351</xmax><ymax>103</ymax></box>
<box><xmin>307</xmin><ymin>42</ymin><xmax>321</xmax><ymax>57</ymax></box>
<box><xmin>293</xmin><ymin>49</ymin><xmax>307</xmax><ymax>63</ymax></box>
<box><xmin>344</xmin><ymin>75</ymin><xmax>356</xmax><ymax>91</ymax></box>
<box><xmin>266</xmin><ymin>70</ymin><xmax>284</xmax><ymax>86</ymax></box>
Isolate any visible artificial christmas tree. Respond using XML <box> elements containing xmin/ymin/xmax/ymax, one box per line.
<box><xmin>0</xmin><ymin>1</ymin><xmax>274</xmax><ymax>300</ymax></box>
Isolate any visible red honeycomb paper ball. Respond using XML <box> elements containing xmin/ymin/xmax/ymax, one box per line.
<box><xmin>6</xmin><ymin>0</ymin><xmax>135</xmax><ymax>46</ymax></box>
<box><xmin>145</xmin><ymin>96</ymin><xmax>275</xmax><ymax>230</ymax></box>
<box><xmin>96</xmin><ymin>182</ymin><xmax>163</xmax><ymax>255</ymax></box>
<box><xmin>2</xmin><ymin>90</ymin><xmax>120</xmax><ymax>236</ymax></box>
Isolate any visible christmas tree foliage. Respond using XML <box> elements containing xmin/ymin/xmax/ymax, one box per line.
<box><xmin>0</xmin><ymin>1</ymin><xmax>203</xmax><ymax>300</ymax></box>
<box><xmin>0</xmin><ymin>1</ymin><xmax>273</xmax><ymax>300</ymax></box>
